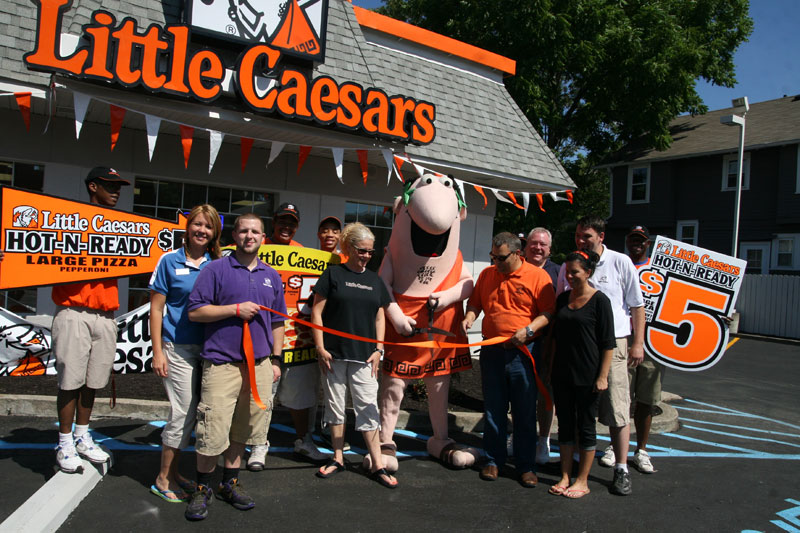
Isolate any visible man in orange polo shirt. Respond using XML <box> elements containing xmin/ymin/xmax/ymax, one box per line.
<box><xmin>462</xmin><ymin>232</ymin><xmax>555</xmax><ymax>488</ymax></box>
<box><xmin>52</xmin><ymin>167</ymin><xmax>130</xmax><ymax>473</ymax></box>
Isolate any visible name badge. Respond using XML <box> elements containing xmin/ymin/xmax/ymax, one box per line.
<box><xmin>175</xmin><ymin>268</ymin><xmax>191</xmax><ymax>276</ymax></box>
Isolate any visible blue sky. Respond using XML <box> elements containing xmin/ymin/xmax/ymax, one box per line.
<box><xmin>350</xmin><ymin>0</ymin><xmax>799</xmax><ymax>112</ymax></box>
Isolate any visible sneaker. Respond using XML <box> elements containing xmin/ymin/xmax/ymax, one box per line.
<box><xmin>75</xmin><ymin>433</ymin><xmax>110</xmax><ymax>464</ymax></box>
<box><xmin>598</xmin><ymin>445</ymin><xmax>615</xmax><ymax>467</ymax></box>
<box><xmin>185</xmin><ymin>484</ymin><xmax>213</xmax><ymax>520</ymax></box>
<box><xmin>216</xmin><ymin>478</ymin><xmax>255</xmax><ymax>510</ymax></box>
<box><xmin>247</xmin><ymin>442</ymin><xmax>269</xmax><ymax>472</ymax></box>
<box><xmin>610</xmin><ymin>468</ymin><xmax>632</xmax><ymax>496</ymax></box>
<box><xmin>56</xmin><ymin>443</ymin><xmax>82</xmax><ymax>473</ymax></box>
<box><xmin>535</xmin><ymin>440</ymin><xmax>550</xmax><ymax>464</ymax></box>
<box><xmin>294</xmin><ymin>434</ymin><xmax>329</xmax><ymax>462</ymax></box>
<box><xmin>632</xmin><ymin>449</ymin><xmax>655</xmax><ymax>474</ymax></box>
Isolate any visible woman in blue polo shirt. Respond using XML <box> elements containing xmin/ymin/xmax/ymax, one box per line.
<box><xmin>148</xmin><ymin>204</ymin><xmax>222</xmax><ymax>502</ymax></box>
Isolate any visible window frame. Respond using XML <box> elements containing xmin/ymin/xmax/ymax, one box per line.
<box><xmin>772</xmin><ymin>234</ymin><xmax>797</xmax><ymax>271</ymax></box>
<box><xmin>721</xmin><ymin>152</ymin><xmax>751</xmax><ymax>191</ymax></box>
<box><xmin>676</xmin><ymin>220</ymin><xmax>699</xmax><ymax>246</ymax></box>
<box><xmin>626</xmin><ymin>164</ymin><xmax>650</xmax><ymax>204</ymax></box>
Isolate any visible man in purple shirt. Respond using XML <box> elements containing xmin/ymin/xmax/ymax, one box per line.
<box><xmin>184</xmin><ymin>213</ymin><xmax>286</xmax><ymax>521</ymax></box>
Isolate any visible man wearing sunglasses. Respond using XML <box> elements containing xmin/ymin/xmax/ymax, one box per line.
<box><xmin>462</xmin><ymin>232</ymin><xmax>555</xmax><ymax>488</ymax></box>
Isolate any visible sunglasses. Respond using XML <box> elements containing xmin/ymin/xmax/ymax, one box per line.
<box><xmin>489</xmin><ymin>251</ymin><xmax>515</xmax><ymax>262</ymax></box>
<box><xmin>355</xmin><ymin>247</ymin><xmax>376</xmax><ymax>256</ymax></box>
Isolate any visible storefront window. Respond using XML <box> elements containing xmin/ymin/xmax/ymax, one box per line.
<box><xmin>344</xmin><ymin>201</ymin><xmax>393</xmax><ymax>271</ymax></box>
<box><xmin>0</xmin><ymin>160</ymin><xmax>44</xmax><ymax>314</ymax></box>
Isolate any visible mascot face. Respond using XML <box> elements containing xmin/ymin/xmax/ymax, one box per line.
<box><xmin>397</xmin><ymin>174</ymin><xmax>466</xmax><ymax>258</ymax></box>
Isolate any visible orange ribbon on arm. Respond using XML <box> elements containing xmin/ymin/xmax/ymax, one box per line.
<box><xmin>241</xmin><ymin>321</ymin><xmax>268</xmax><ymax>410</ymax></box>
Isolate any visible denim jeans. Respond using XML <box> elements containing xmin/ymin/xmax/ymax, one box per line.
<box><xmin>479</xmin><ymin>342</ymin><xmax>539</xmax><ymax>473</ymax></box>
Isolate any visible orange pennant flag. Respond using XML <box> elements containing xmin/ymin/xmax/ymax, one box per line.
<box><xmin>297</xmin><ymin>145</ymin><xmax>312</xmax><ymax>174</ymax></box>
<box><xmin>506</xmin><ymin>191</ymin><xmax>525</xmax><ymax>210</ymax></box>
<box><xmin>536</xmin><ymin>193</ymin><xmax>546</xmax><ymax>212</ymax></box>
<box><xmin>14</xmin><ymin>92</ymin><xmax>31</xmax><ymax>131</ymax></box>
<box><xmin>393</xmin><ymin>155</ymin><xmax>406</xmax><ymax>182</ymax></box>
<box><xmin>566</xmin><ymin>190</ymin><xmax>574</xmax><ymax>204</ymax></box>
<box><xmin>179</xmin><ymin>125</ymin><xmax>194</xmax><ymax>168</ymax></box>
<box><xmin>357</xmin><ymin>150</ymin><xmax>369</xmax><ymax>185</ymax></box>
<box><xmin>240</xmin><ymin>137</ymin><xmax>254</xmax><ymax>173</ymax></box>
<box><xmin>109</xmin><ymin>104</ymin><xmax>126</xmax><ymax>151</ymax></box>
<box><xmin>473</xmin><ymin>184</ymin><xmax>488</xmax><ymax>209</ymax></box>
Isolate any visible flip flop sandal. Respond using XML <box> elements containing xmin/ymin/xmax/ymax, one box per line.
<box><xmin>150</xmin><ymin>484</ymin><xmax>187</xmax><ymax>503</ymax></box>
<box><xmin>548</xmin><ymin>485</ymin><xmax>568</xmax><ymax>496</ymax></box>
<box><xmin>369</xmin><ymin>468</ymin><xmax>399</xmax><ymax>489</ymax></box>
<box><xmin>563</xmin><ymin>488</ymin><xmax>591</xmax><ymax>499</ymax></box>
<box><xmin>316</xmin><ymin>459</ymin><xmax>345</xmax><ymax>479</ymax></box>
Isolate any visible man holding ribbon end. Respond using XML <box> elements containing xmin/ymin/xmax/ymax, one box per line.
<box><xmin>184</xmin><ymin>213</ymin><xmax>285</xmax><ymax>521</ymax></box>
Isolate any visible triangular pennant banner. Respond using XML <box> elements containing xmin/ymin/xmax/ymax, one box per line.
<box><xmin>14</xmin><ymin>92</ymin><xmax>31</xmax><ymax>131</ymax></box>
<box><xmin>381</xmin><ymin>149</ymin><xmax>393</xmax><ymax>185</ymax></box>
<box><xmin>473</xmin><ymin>184</ymin><xmax>488</xmax><ymax>209</ymax></box>
<box><xmin>268</xmin><ymin>141</ymin><xmax>285</xmax><ymax>165</ymax></box>
<box><xmin>393</xmin><ymin>155</ymin><xmax>406</xmax><ymax>182</ymax></box>
<box><xmin>145</xmin><ymin>114</ymin><xmax>161</xmax><ymax>162</ymax></box>
<box><xmin>566</xmin><ymin>190</ymin><xmax>574</xmax><ymax>204</ymax></box>
<box><xmin>73</xmin><ymin>91</ymin><xmax>91</xmax><ymax>139</ymax></box>
<box><xmin>109</xmin><ymin>104</ymin><xmax>126</xmax><ymax>152</ymax></box>
<box><xmin>412</xmin><ymin>161</ymin><xmax>425</xmax><ymax>177</ymax></box>
<box><xmin>548</xmin><ymin>192</ymin><xmax>568</xmax><ymax>202</ymax></box>
<box><xmin>240</xmin><ymin>137</ymin><xmax>254</xmax><ymax>173</ymax></box>
<box><xmin>331</xmin><ymin>147</ymin><xmax>344</xmax><ymax>183</ymax></box>
<box><xmin>208</xmin><ymin>130</ymin><xmax>223</xmax><ymax>173</ymax></box>
<box><xmin>297</xmin><ymin>145</ymin><xmax>312</xmax><ymax>174</ymax></box>
<box><xmin>454</xmin><ymin>178</ymin><xmax>467</xmax><ymax>206</ymax></box>
<box><xmin>492</xmin><ymin>189</ymin><xmax>513</xmax><ymax>204</ymax></box>
<box><xmin>357</xmin><ymin>150</ymin><xmax>368</xmax><ymax>185</ymax></box>
<box><xmin>179</xmin><ymin>125</ymin><xmax>194</xmax><ymax>169</ymax></box>
<box><xmin>536</xmin><ymin>193</ymin><xmax>546</xmax><ymax>212</ymax></box>
<box><xmin>506</xmin><ymin>191</ymin><xmax>524</xmax><ymax>211</ymax></box>
<box><xmin>522</xmin><ymin>192</ymin><xmax>530</xmax><ymax>216</ymax></box>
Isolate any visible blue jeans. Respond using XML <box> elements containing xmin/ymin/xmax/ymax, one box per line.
<box><xmin>480</xmin><ymin>342</ymin><xmax>539</xmax><ymax>473</ymax></box>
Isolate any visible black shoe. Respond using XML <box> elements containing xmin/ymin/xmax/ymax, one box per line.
<box><xmin>610</xmin><ymin>468</ymin><xmax>632</xmax><ymax>496</ymax></box>
<box><xmin>185</xmin><ymin>484</ymin><xmax>213</xmax><ymax>521</ymax></box>
<box><xmin>216</xmin><ymin>478</ymin><xmax>255</xmax><ymax>510</ymax></box>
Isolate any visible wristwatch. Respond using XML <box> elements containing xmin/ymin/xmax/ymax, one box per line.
<box><xmin>525</xmin><ymin>326</ymin><xmax>535</xmax><ymax>338</ymax></box>
<box><xmin>269</xmin><ymin>354</ymin><xmax>282</xmax><ymax>363</ymax></box>
<box><xmin>375</xmin><ymin>348</ymin><xmax>385</xmax><ymax>356</ymax></box>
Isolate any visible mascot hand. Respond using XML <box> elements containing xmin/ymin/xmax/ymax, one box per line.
<box><xmin>386</xmin><ymin>302</ymin><xmax>416</xmax><ymax>335</ymax></box>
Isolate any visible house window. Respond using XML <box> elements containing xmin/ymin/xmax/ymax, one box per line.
<box><xmin>627</xmin><ymin>165</ymin><xmax>650</xmax><ymax>204</ymax></box>
<box><xmin>721</xmin><ymin>153</ymin><xmax>750</xmax><ymax>191</ymax></box>
<box><xmin>0</xmin><ymin>160</ymin><xmax>45</xmax><ymax>314</ymax></box>
<box><xmin>745</xmin><ymin>248</ymin><xmax>763</xmax><ymax>272</ymax></box>
<box><xmin>676</xmin><ymin>220</ymin><xmax>698</xmax><ymax>246</ymax></box>
<box><xmin>344</xmin><ymin>201</ymin><xmax>393</xmax><ymax>271</ymax></box>
<box><xmin>127</xmin><ymin>178</ymin><xmax>276</xmax><ymax>310</ymax></box>
<box><xmin>777</xmin><ymin>239</ymin><xmax>793</xmax><ymax>268</ymax></box>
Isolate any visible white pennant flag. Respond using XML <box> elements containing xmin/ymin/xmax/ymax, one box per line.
<box><xmin>331</xmin><ymin>148</ymin><xmax>344</xmax><ymax>183</ymax></box>
<box><xmin>73</xmin><ymin>91</ymin><xmax>91</xmax><ymax>139</ymax></box>
<box><xmin>145</xmin><ymin>114</ymin><xmax>162</xmax><ymax>161</ymax></box>
<box><xmin>522</xmin><ymin>192</ymin><xmax>530</xmax><ymax>215</ymax></box>
<box><xmin>268</xmin><ymin>141</ymin><xmax>285</xmax><ymax>165</ymax></box>
<box><xmin>208</xmin><ymin>130</ymin><xmax>223</xmax><ymax>172</ymax></box>
<box><xmin>412</xmin><ymin>161</ymin><xmax>425</xmax><ymax>177</ymax></box>
<box><xmin>453</xmin><ymin>178</ymin><xmax>466</xmax><ymax>205</ymax></box>
<box><xmin>381</xmin><ymin>149</ymin><xmax>394</xmax><ymax>185</ymax></box>
<box><xmin>491</xmin><ymin>188</ymin><xmax>513</xmax><ymax>204</ymax></box>
<box><xmin>549</xmin><ymin>192</ymin><xmax>568</xmax><ymax>202</ymax></box>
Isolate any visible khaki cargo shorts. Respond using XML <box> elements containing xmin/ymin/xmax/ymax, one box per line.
<box><xmin>52</xmin><ymin>306</ymin><xmax>117</xmax><ymax>390</ymax></box>
<box><xmin>598</xmin><ymin>337</ymin><xmax>631</xmax><ymax>428</ymax></box>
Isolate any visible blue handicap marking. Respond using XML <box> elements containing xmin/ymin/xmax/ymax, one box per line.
<box><xmin>741</xmin><ymin>498</ymin><xmax>800</xmax><ymax>533</ymax></box>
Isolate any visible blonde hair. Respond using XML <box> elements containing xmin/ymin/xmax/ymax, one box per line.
<box><xmin>185</xmin><ymin>204</ymin><xmax>222</xmax><ymax>259</ymax></box>
<box><xmin>340</xmin><ymin>222</ymin><xmax>375</xmax><ymax>255</ymax></box>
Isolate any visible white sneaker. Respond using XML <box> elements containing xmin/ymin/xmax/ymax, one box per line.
<box><xmin>294</xmin><ymin>434</ymin><xmax>329</xmax><ymax>462</ymax></box>
<box><xmin>598</xmin><ymin>445</ymin><xmax>615</xmax><ymax>467</ymax></box>
<box><xmin>632</xmin><ymin>449</ymin><xmax>655</xmax><ymax>474</ymax></box>
<box><xmin>535</xmin><ymin>441</ymin><xmax>551</xmax><ymax>464</ymax></box>
<box><xmin>247</xmin><ymin>442</ymin><xmax>269</xmax><ymax>471</ymax></box>
<box><xmin>56</xmin><ymin>443</ymin><xmax>83</xmax><ymax>473</ymax></box>
<box><xmin>75</xmin><ymin>432</ymin><xmax>110</xmax><ymax>464</ymax></box>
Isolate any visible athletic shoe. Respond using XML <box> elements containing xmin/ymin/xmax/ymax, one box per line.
<box><xmin>632</xmin><ymin>449</ymin><xmax>655</xmax><ymax>474</ymax></box>
<box><xmin>535</xmin><ymin>440</ymin><xmax>551</xmax><ymax>464</ymax></box>
<box><xmin>216</xmin><ymin>478</ymin><xmax>255</xmax><ymax>510</ymax></box>
<box><xmin>75</xmin><ymin>432</ymin><xmax>110</xmax><ymax>464</ymax></box>
<box><xmin>55</xmin><ymin>443</ymin><xmax>82</xmax><ymax>473</ymax></box>
<box><xmin>610</xmin><ymin>468</ymin><xmax>632</xmax><ymax>496</ymax></box>
<box><xmin>247</xmin><ymin>442</ymin><xmax>269</xmax><ymax>472</ymax></box>
<box><xmin>598</xmin><ymin>445</ymin><xmax>615</xmax><ymax>467</ymax></box>
<box><xmin>185</xmin><ymin>484</ymin><xmax>213</xmax><ymax>521</ymax></box>
<box><xmin>294</xmin><ymin>434</ymin><xmax>329</xmax><ymax>462</ymax></box>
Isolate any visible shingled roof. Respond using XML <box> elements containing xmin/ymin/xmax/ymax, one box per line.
<box><xmin>606</xmin><ymin>95</ymin><xmax>800</xmax><ymax>166</ymax></box>
<box><xmin>0</xmin><ymin>0</ymin><xmax>573</xmax><ymax>192</ymax></box>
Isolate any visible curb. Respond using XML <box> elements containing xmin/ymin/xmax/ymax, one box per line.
<box><xmin>0</xmin><ymin>392</ymin><xmax>681</xmax><ymax>434</ymax></box>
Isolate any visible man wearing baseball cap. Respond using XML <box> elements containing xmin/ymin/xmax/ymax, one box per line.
<box><xmin>51</xmin><ymin>166</ymin><xmax>130</xmax><ymax>473</ymax></box>
<box><xmin>625</xmin><ymin>224</ymin><xmax>661</xmax><ymax>474</ymax></box>
<box><xmin>317</xmin><ymin>216</ymin><xmax>342</xmax><ymax>254</ymax></box>
<box><xmin>264</xmin><ymin>203</ymin><xmax>303</xmax><ymax>246</ymax></box>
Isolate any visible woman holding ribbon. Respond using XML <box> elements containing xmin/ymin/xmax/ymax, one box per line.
<box><xmin>310</xmin><ymin>222</ymin><xmax>398</xmax><ymax>488</ymax></box>
<box><xmin>148</xmin><ymin>204</ymin><xmax>221</xmax><ymax>502</ymax></box>
<box><xmin>547</xmin><ymin>250</ymin><xmax>615</xmax><ymax>499</ymax></box>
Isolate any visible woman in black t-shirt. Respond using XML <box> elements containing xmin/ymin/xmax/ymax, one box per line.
<box><xmin>310</xmin><ymin>222</ymin><xmax>398</xmax><ymax>489</ymax></box>
<box><xmin>547</xmin><ymin>250</ymin><xmax>615</xmax><ymax>499</ymax></box>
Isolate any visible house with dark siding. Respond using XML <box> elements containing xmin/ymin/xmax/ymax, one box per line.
<box><xmin>602</xmin><ymin>95</ymin><xmax>800</xmax><ymax>274</ymax></box>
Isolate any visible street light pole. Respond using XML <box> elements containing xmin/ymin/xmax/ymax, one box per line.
<box><xmin>720</xmin><ymin>96</ymin><xmax>749</xmax><ymax>258</ymax></box>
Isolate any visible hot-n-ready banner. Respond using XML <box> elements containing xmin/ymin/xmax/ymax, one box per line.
<box><xmin>640</xmin><ymin>236</ymin><xmax>747</xmax><ymax>371</ymax></box>
<box><xmin>0</xmin><ymin>187</ymin><xmax>186</xmax><ymax>290</ymax></box>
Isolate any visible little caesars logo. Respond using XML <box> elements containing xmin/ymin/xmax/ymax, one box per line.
<box><xmin>345</xmin><ymin>281</ymin><xmax>373</xmax><ymax>291</ymax></box>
